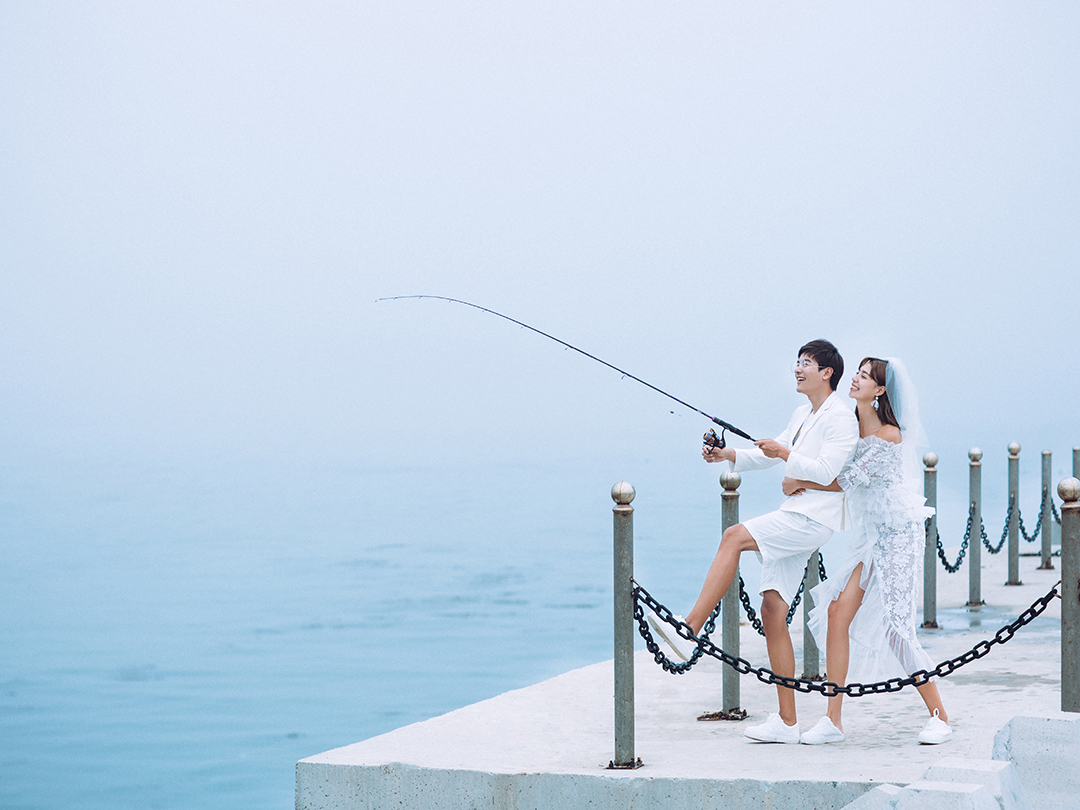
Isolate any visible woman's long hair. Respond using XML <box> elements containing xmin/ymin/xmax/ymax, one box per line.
<box><xmin>855</xmin><ymin>357</ymin><xmax>899</xmax><ymax>429</ymax></box>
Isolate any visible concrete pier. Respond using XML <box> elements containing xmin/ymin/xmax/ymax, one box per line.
<box><xmin>298</xmin><ymin>540</ymin><xmax>1067</xmax><ymax>809</ymax></box>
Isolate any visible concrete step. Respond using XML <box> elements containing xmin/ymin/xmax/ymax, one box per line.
<box><xmin>839</xmin><ymin>783</ymin><xmax>902</xmax><ymax>809</ymax></box>
<box><xmin>886</xmin><ymin>780</ymin><xmax>1000</xmax><ymax>810</ymax></box>
<box><xmin>921</xmin><ymin>758</ymin><xmax>1028</xmax><ymax>810</ymax></box>
<box><xmin>992</xmin><ymin>715</ymin><xmax>1080</xmax><ymax>810</ymax></box>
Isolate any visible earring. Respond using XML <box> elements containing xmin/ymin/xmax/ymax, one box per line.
<box><xmin>872</xmin><ymin>398</ymin><xmax>880</xmax><ymax>411</ymax></box>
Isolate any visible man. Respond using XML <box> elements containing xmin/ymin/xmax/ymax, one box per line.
<box><xmin>649</xmin><ymin>339</ymin><xmax>858</xmax><ymax>743</ymax></box>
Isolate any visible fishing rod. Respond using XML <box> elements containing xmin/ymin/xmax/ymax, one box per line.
<box><xmin>377</xmin><ymin>295</ymin><xmax>756</xmax><ymax>445</ymax></box>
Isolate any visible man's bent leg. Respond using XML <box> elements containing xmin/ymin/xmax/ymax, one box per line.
<box><xmin>761</xmin><ymin>589</ymin><xmax>798</xmax><ymax>725</ymax></box>
<box><xmin>685</xmin><ymin>524</ymin><xmax>758</xmax><ymax>634</ymax></box>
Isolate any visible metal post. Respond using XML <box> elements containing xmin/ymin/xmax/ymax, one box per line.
<box><xmin>922</xmin><ymin>452</ymin><xmax>938</xmax><ymax>628</ymax></box>
<box><xmin>1059</xmin><ymin>478</ymin><xmax>1080</xmax><ymax>712</ymax></box>
<box><xmin>1040</xmin><ymin>451</ymin><xmax>1054</xmax><ymax>570</ymax></box>
<box><xmin>1074</xmin><ymin>448</ymin><xmax>1080</xmax><ymax>478</ymax></box>
<box><xmin>968</xmin><ymin>448</ymin><xmax>984</xmax><ymax>607</ymax></box>
<box><xmin>720</xmin><ymin>471</ymin><xmax>741</xmax><ymax>712</ymax></box>
<box><xmin>801</xmin><ymin>549</ymin><xmax>821</xmax><ymax>679</ymax></box>
<box><xmin>1007</xmin><ymin>443</ymin><xmax>1022</xmax><ymax>585</ymax></box>
<box><xmin>611</xmin><ymin>481</ymin><xmax>639</xmax><ymax>768</ymax></box>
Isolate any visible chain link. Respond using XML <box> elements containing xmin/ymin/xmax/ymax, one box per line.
<box><xmin>641</xmin><ymin>585</ymin><xmax>721</xmax><ymax>674</ymax></box>
<box><xmin>931</xmin><ymin>501</ymin><xmax>975</xmax><ymax>573</ymax></box>
<box><xmin>933</xmin><ymin>490</ymin><xmax>1061</xmax><ymax>572</ymax></box>
<box><xmin>980</xmin><ymin>496</ymin><xmax>1009</xmax><ymax>554</ymax></box>
<box><xmin>739</xmin><ymin>558</ymin><xmax>828</xmax><ymax>637</ymax></box>
<box><xmin>634</xmin><ymin>580</ymin><xmax>1059</xmax><ymax>695</ymax></box>
<box><xmin>738</xmin><ymin>575</ymin><xmax>765</xmax><ymax>636</ymax></box>
<box><xmin>1017</xmin><ymin>486</ymin><xmax>1047</xmax><ymax>543</ymax></box>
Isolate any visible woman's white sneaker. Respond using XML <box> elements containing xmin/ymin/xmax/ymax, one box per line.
<box><xmin>646</xmin><ymin>611</ymin><xmax>696</xmax><ymax>662</ymax></box>
<box><xmin>800</xmin><ymin>716</ymin><xmax>844</xmax><ymax>745</ymax></box>
<box><xmin>917</xmin><ymin>709</ymin><xmax>952</xmax><ymax>744</ymax></box>
<box><xmin>744</xmin><ymin>713</ymin><xmax>801</xmax><ymax>744</ymax></box>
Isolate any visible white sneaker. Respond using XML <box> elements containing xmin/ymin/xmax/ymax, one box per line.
<box><xmin>917</xmin><ymin>709</ymin><xmax>952</xmax><ymax>744</ymax></box>
<box><xmin>646</xmin><ymin>611</ymin><xmax>696</xmax><ymax>662</ymax></box>
<box><xmin>800</xmin><ymin>716</ymin><xmax>844</xmax><ymax>745</ymax></box>
<box><xmin>744</xmin><ymin>713</ymin><xmax>801</xmax><ymax>744</ymax></box>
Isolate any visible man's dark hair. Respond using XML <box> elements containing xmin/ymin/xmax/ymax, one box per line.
<box><xmin>798</xmin><ymin>339</ymin><xmax>844</xmax><ymax>391</ymax></box>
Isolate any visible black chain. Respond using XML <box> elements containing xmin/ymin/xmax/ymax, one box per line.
<box><xmin>738</xmin><ymin>576</ymin><xmax>766</xmax><ymax>636</ymax></box>
<box><xmin>933</xmin><ymin>491</ymin><xmax>1061</xmax><ymax>572</ymax></box>
<box><xmin>739</xmin><ymin>575</ymin><xmax>805</xmax><ymax>636</ymax></box>
<box><xmin>739</xmin><ymin>558</ymin><xmax>828</xmax><ymax>637</ymax></box>
<box><xmin>1017</xmin><ymin>486</ymin><xmax>1048</xmax><ymax>543</ymax></box>
<box><xmin>644</xmin><ymin>587</ymin><xmax>726</xmax><ymax>674</ymax></box>
<box><xmin>634</xmin><ymin>581</ymin><xmax>1059</xmax><ymax>695</ymax></box>
<box><xmin>983</xmin><ymin>497</ymin><xmax>1010</xmax><ymax>555</ymax></box>
<box><xmin>930</xmin><ymin>501</ymin><xmax>975</xmax><ymax>573</ymax></box>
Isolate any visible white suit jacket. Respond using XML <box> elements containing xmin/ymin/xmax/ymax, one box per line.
<box><xmin>732</xmin><ymin>390</ymin><xmax>859</xmax><ymax>531</ymax></box>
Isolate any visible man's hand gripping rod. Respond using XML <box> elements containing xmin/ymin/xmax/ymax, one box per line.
<box><xmin>703</xmin><ymin>428</ymin><xmax>729</xmax><ymax>451</ymax></box>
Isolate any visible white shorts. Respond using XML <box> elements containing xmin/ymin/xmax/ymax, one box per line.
<box><xmin>742</xmin><ymin>509</ymin><xmax>833</xmax><ymax>605</ymax></box>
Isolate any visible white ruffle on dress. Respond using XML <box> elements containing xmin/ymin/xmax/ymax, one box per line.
<box><xmin>808</xmin><ymin>435</ymin><xmax>937</xmax><ymax>683</ymax></box>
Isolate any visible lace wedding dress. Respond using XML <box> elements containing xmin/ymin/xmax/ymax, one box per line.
<box><xmin>807</xmin><ymin>435</ymin><xmax>936</xmax><ymax>682</ymax></box>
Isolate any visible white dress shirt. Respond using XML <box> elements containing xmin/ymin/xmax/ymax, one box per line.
<box><xmin>731</xmin><ymin>390</ymin><xmax>860</xmax><ymax>531</ymax></box>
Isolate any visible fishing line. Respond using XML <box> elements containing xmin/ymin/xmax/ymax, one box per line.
<box><xmin>377</xmin><ymin>295</ymin><xmax>756</xmax><ymax>444</ymax></box>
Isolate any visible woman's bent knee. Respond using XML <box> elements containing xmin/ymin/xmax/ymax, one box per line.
<box><xmin>827</xmin><ymin>599</ymin><xmax>842</xmax><ymax>622</ymax></box>
<box><xmin>828</xmin><ymin>596</ymin><xmax>857</xmax><ymax>629</ymax></box>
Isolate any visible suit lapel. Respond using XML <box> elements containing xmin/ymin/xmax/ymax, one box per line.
<box><xmin>792</xmin><ymin>393</ymin><xmax>836</xmax><ymax>448</ymax></box>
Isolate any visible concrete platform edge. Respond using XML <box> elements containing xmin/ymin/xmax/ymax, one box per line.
<box><xmin>295</xmin><ymin>760</ymin><xmax>881</xmax><ymax>810</ymax></box>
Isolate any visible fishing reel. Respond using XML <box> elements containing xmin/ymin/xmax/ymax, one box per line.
<box><xmin>703</xmin><ymin>428</ymin><xmax>727</xmax><ymax>451</ymax></box>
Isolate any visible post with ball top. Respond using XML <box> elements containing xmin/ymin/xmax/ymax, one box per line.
<box><xmin>1059</xmin><ymin>477</ymin><xmax>1080</xmax><ymax>712</ymax></box>
<box><xmin>1007</xmin><ymin>443</ymin><xmax>1022</xmax><ymax>586</ymax></box>
<box><xmin>720</xmin><ymin>471</ymin><xmax>742</xmax><ymax>711</ymax></box>
<box><xmin>968</xmin><ymin>448</ymin><xmax>984</xmax><ymax>607</ymax></box>
<box><xmin>609</xmin><ymin>481</ymin><xmax>641</xmax><ymax>769</ymax></box>
<box><xmin>922</xmin><ymin>452</ymin><xmax>939</xmax><ymax>628</ymax></box>
<box><xmin>1040</xmin><ymin>451</ymin><xmax>1055</xmax><ymax>570</ymax></box>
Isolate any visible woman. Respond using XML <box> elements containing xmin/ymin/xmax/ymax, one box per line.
<box><xmin>782</xmin><ymin>357</ymin><xmax>951</xmax><ymax>745</ymax></box>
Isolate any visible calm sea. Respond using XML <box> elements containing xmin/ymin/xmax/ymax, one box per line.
<box><xmin>0</xmin><ymin>448</ymin><xmax>754</xmax><ymax>809</ymax></box>
<box><xmin>0</xmin><ymin>445</ymin><xmax>1005</xmax><ymax>808</ymax></box>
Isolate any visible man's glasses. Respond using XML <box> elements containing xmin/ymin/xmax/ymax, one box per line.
<box><xmin>791</xmin><ymin>359</ymin><xmax>819</xmax><ymax>373</ymax></box>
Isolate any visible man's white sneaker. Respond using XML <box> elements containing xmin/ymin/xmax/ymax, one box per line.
<box><xmin>800</xmin><ymin>716</ymin><xmax>845</xmax><ymax>745</ymax></box>
<box><xmin>744</xmin><ymin>713</ymin><xmax>801</xmax><ymax>744</ymax></box>
<box><xmin>917</xmin><ymin>709</ymin><xmax>952</xmax><ymax>744</ymax></box>
<box><xmin>646</xmin><ymin>611</ymin><xmax>696</xmax><ymax>662</ymax></box>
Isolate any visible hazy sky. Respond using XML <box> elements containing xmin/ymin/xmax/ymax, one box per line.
<box><xmin>3</xmin><ymin>2</ymin><xmax>1078</xmax><ymax>477</ymax></box>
